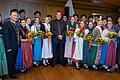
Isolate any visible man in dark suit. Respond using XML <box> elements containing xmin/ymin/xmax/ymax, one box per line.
<box><xmin>50</xmin><ymin>11</ymin><xmax>66</xmax><ymax>67</ymax></box>
<box><xmin>2</xmin><ymin>9</ymin><xmax>19</xmax><ymax>79</ymax></box>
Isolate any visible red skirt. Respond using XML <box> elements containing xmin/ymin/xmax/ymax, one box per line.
<box><xmin>22</xmin><ymin>40</ymin><xmax>33</xmax><ymax>69</ymax></box>
<box><xmin>106</xmin><ymin>41</ymin><xmax>116</xmax><ymax>66</ymax></box>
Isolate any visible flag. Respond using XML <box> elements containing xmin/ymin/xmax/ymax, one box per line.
<box><xmin>65</xmin><ymin>0</ymin><xmax>75</xmax><ymax>17</ymax></box>
<box><xmin>61</xmin><ymin>0</ymin><xmax>75</xmax><ymax>17</ymax></box>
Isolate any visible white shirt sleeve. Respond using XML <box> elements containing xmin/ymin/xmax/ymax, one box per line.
<box><xmin>31</xmin><ymin>25</ymin><xmax>36</xmax><ymax>33</ymax></box>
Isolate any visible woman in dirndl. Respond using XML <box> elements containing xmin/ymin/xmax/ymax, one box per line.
<box><xmin>91</xmin><ymin>20</ymin><xmax>103</xmax><ymax>70</ymax></box>
<box><xmin>99</xmin><ymin>22</ymin><xmax>111</xmax><ymax>70</ymax></box>
<box><xmin>105</xmin><ymin>21</ymin><xmax>117</xmax><ymax>72</ymax></box>
<box><xmin>16</xmin><ymin>19</ymin><xmax>32</xmax><ymax>72</ymax></box>
<box><xmin>42</xmin><ymin>17</ymin><xmax>53</xmax><ymax>66</ymax></box>
<box><xmin>64</xmin><ymin>16</ymin><xmax>77</xmax><ymax>65</ymax></box>
<box><xmin>83</xmin><ymin>21</ymin><xmax>94</xmax><ymax>69</ymax></box>
<box><xmin>0</xmin><ymin>14</ymin><xmax>8</xmax><ymax>77</ymax></box>
<box><xmin>72</xmin><ymin>21</ymin><xmax>84</xmax><ymax>69</ymax></box>
<box><xmin>31</xmin><ymin>17</ymin><xmax>44</xmax><ymax>66</ymax></box>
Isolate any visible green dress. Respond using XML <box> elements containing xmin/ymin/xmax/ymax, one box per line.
<box><xmin>0</xmin><ymin>35</ymin><xmax>8</xmax><ymax>76</ymax></box>
<box><xmin>89</xmin><ymin>42</ymin><xmax>98</xmax><ymax>65</ymax></box>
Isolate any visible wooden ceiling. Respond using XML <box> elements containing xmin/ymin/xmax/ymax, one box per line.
<box><xmin>10</xmin><ymin>0</ymin><xmax>120</xmax><ymax>12</ymax></box>
<box><xmin>49</xmin><ymin>0</ymin><xmax>120</xmax><ymax>8</ymax></box>
<box><xmin>74</xmin><ymin>0</ymin><xmax>120</xmax><ymax>7</ymax></box>
<box><xmin>7</xmin><ymin>0</ymin><xmax>120</xmax><ymax>8</ymax></box>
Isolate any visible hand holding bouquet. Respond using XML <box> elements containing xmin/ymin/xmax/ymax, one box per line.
<box><xmin>44</xmin><ymin>31</ymin><xmax>53</xmax><ymax>47</ymax></box>
<box><xmin>44</xmin><ymin>31</ymin><xmax>53</xmax><ymax>38</ymax></box>
<box><xmin>86</xmin><ymin>34</ymin><xmax>94</xmax><ymax>48</ymax></box>
<box><xmin>66</xmin><ymin>28</ymin><xmax>75</xmax><ymax>41</ymax></box>
<box><xmin>107</xmin><ymin>31</ymin><xmax>119</xmax><ymax>38</ymax></box>
<box><xmin>107</xmin><ymin>31</ymin><xmax>119</xmax><ymax>43</ymax></box>
<box><xmin>27</xmin><ymin>31</ymin><xmax>36</xmax><ymax>39</ymax></box>
<box><xmin>35</xmin><ymin>30</ymin><xmax>44</xmax><ymax>37</ymax></box>
<box><xmin>96</xmin><ymin>38</ymin><xmax>106</xmax><ymax>45</ymax></box>
<box><xmin>96</xmin><ymin>37</ymin><xmax>106</xmax><ymax>48</ymax></box>
<box><xmin>76</xmin><ymin>28</ymin><xmax>84</xmax><ymax>37</ymax></box>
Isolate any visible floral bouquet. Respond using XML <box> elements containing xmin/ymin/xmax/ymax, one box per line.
<box><xmin>86</xmin><ymin>34</ymin><xmax>94</xmax><ymax>48</ymax></box>
<box><xmin>27</xmin><ymin>31</ymin><xmax>36</xmax><ymax>39</ymax></box>
<box><xmin>35</xmin><ymin>30</ymin><xmax>44</xmax><ymax>37</ymax></box>
<box><xmin>27</xmin><ymin>31</ymin><xmax>36</xmax><ymax>44</ymax></box>
<box><xmin>96</xmin><ymin>37</ymin><xmax>106</xmax><ymax>48</ymax></box>
<box><xmin>107</xmin><ymin>31</ymin><xmax>119</xmax><ymax>38</ymax></box>
<box><xmin>96</xmin><ymin>38</ymin><xmax>106</xmax><ymax>45</ymax></box>
<box><xmin>44</xmin><ymin>31</ymin><xmax>53</xmax><ymax>38</ymax></box>
<box><xmin>86</xmin><ymin>34</ymin><xmax>93</xmax><ymax>41</ymax></box>
<box><xmin>107</xmin><ymin>31</ymin><xmax>119</xmax><ymax>43</ymax></box>
<box><xmin>66</xmin><ymin>28</ymin><xmax>75</xmax><ymax>41</ymax></box>
<box><xmin>76</xmin><ymin>28</ymin><xmax>84</xmax><ymax>37</ymax></box>
<box><xmin>44</xmin><ymin>31</ymin><xmax>53</xmax><ymax>47</ymax></box>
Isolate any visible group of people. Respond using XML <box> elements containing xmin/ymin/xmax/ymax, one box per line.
<box><xmin>0</xmin><ymin>8</ymin><xmax>120</xmax><ymax>79</ymax></box>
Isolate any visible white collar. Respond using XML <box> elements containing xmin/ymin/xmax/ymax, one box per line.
<box><xmin>10</xmin><ymin>19</ymin><xmax>16</xmax><ymax>24</ymax></box>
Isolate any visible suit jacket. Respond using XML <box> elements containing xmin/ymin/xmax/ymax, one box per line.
<box><xmin>50</xmin><ymin>19</ymin><xmax>66</xmax><ymax>43</ymax></box>
<box><xmin>2</xmin><ymin>21</ymin><xmax>19</xmax><ymax>51</ymax></box>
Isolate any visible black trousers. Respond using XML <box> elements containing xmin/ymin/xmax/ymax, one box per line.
<box><xmin>6</xmin><ymin>49</ymin><xmax>18</xmax><ymax>76</ymax></box>
<box><xmin>52</xmin><ymin>40</ymin><xmax>65</xmax><ymax>65</ymax></box>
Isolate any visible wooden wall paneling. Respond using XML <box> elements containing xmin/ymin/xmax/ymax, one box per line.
<box><xmin>75</xmin><ymin>9</ymin><xmax>92</xmax><ymax>18</ymax></box>
<box><xmin>47</xmin><ymin>5</ymin><xmax>62</xmax><ymax>19</ymax></box>
<box><xmin>18</xmin><ymin>1</ymin><xmax>47</xmax><ymax>20</ymax></box>
<box><xmin>0</xmin><ymin>0</ymin><xmax>19</xmax><ymax>20</ymax></box>
<box><xmin>0</xmin><ymin>0</ymin><xmax>119</xmax><ymax>22</ymax></box>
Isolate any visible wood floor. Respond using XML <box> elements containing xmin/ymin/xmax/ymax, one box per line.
<box><xmin>4</xmin><ymin>65</ymin><xmax>120</xmax><ymax>80</ymax></box>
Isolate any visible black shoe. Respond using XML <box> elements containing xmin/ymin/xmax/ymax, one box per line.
<box><xmin>68</xmin><ymin>62</ymin><xmax>71</xmax><ymax>66</ymax></box>
<box><xmin>61</xmin><ymin>63</ymin><xmax>66</xmax><ymax>67</ymax></box>
<box><xmin>43</xmin><ymin>63</ymin><xmax>48</xmax><ymax>67</ymax></box>
<box><xmin>47</xmin><ymin>62</ymin><xmax>50</xmax><ymax>65</ymax></box>
<box><xmin>117</xmin><ymin>66</ymin><xmax>120</xmax><ymax>72</ymax></box>
<box><xmin>85</xmin><ymin>65</ymin><xmax>89</xmax><ymax>69</ymax></box>
<box><xmin>76</xmin><ymin>66</ymin><xmax>80</xmax><ymax>70</ymax></box>
<box><xmin>117</xmin><ymin>68</ymin><xmax>120</xmax><ymax>72</ymax></box>
<box><xmin>92</xmin><ymin>65</ymin><xmax>98</xmax><ymax>70</ymax></box>
<box><xmin>0</xmin><ymin>78</ymin><xmax>4</xmax><ymax>80</ymax></box>
<box><xmin>106</xmin><ymin>69</ymin><xmax>112</xmax><ymax>73</ymax></box>
<box><xmin>51</xmin><ymin>64</ymin><xmax>55</xmax><ymax>67</ymax></box>
<box><xmin>0</xmin><ymin>75</ymin><xmax>6</xmax><ymax>78</ymax></box>
<box><xmin>10</xmin><ymin>75</ymin><xmax>18</xmax><ymax>79</ymax></box>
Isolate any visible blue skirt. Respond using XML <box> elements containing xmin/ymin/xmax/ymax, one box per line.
<box><xmin>99</xmin><ymin>42</ymin><xmax>108</xmax><ymax>65</ymax></box>
<box><xmin>16</xmin><ymin>42</ymin><xmax>23</xmax><ymax>70</ymax></box>
<box><xmin>33</xmin><ymin>37</ymin><xmax>42</xmax><ymax>61</ymax></box>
